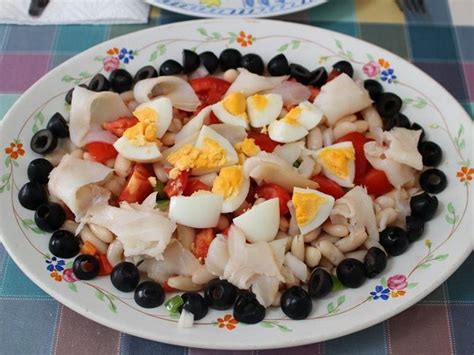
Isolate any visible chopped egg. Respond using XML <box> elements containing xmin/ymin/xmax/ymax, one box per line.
<box><xmin>234</xmin><ymin>138</ymin><xmax>261</xmax><ymax>164</ymax></box>
<box><xmin>314</xmin><ymin>141</ymin><xmax>355</xmax><ymax>187</ymax></box>
<box><xmin>212</xmin><ymin>165</ymin><xmax>250</xmax><ymax>212</ymax></box>
<box><xmin>169</xmin><ymin>192</ymin><xmax>223</xmax><ymax>228</ymax></box>
<box><xmin>212</xmin><ymin>92</ymin><xmax>249</xmax><ymax>129</ymax></box>
<box><xmin>247</xmin><ymin>93</ymin><xmax>283</xmax><ymax>128</ymax></box>
<box><xmin>268</xmin><ymin>101</ymin><xmax>323</xmax><ymax>143</ymax></box>
<box><xmin>133</xmin><ymin>97</ymin><xmax>173</xmax><ymax>138</ymax></box>
<box><xmin>291</xmin><ymin>187</ymin><xmax>335</xmax><ymax>235</ymax></box>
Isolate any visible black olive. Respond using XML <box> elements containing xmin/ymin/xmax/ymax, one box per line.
<box><xmin>290</xmin><ymin>63</ymin><xmax>312</xmax><ymax>85</ymax></box>
<box><xmin>336</xmin><ymin>258</ymin><xmax>366</xmax><ymax>288</ymax></box>
<box><xmin>375</xmin><ymin>92</ymin><xmax>402</xmax><ymax>118</ymax></box>
<box><xmin>410</xmin><ymin>192</ymin><xmax>438</xmax><ymax>221</ymax></box>
<box><xmin>159</xmin><ymin>59</ymin><xmax>183</xmax><ymax>76</ymax></box>
<box><xmin>134</xmin><ymin>281</ymin><xmax>165</xmax><ymax>308</ymax></box>
<box><xmin>379</xmin><ymin>226</ymin><xmax>410</xmax><ymax>256</ymax></box>
<box><xmin>73</xmin><ymin>254</ymin><xmax>100</xmax><ymax>280</ymax></box>
<box><xmin>280</xmin><ymin>286</ymin><xmax>312</xmax><ymax>320</ymax></box>
<box><xmin>241</xmin><ymin>53</ymin><xmax>265</xmax><ymax>75</ymax></box>
<box><xmin>233</xmin><ymin>291</ymin><xmax>265</xmax><ymax>324</ymax></box>
<box><xmin>35</xmin><ymin>202</ymin><xmax>66</xmax><ymax>232</ymax></box>
<box><xmin>199</xmin><ymin>51</ymin><xmax>219</xmax><ymax>73</ymax></box>
<box><xmin>18</xmin><ymin>182</ymin><xmax>48</xmax><ymax>210</ymax></box>
<box><xmin>418</xmin><ymin>141</ymin><xmax>442</xmax><ymax>167</ymax></box>
<box><xmin>181</xmin><ymin>292</ymin><xmax>208</xmax><ymax>320</ymax></box>
<box><xmin>363</xmin><ymin>247</ymin><xmax>387</xmax><ymax>278</ymax></box>
<box><xmin>310</xmin><ymin>67</ymin><xmax>328</xmax><ymax>87</ymax></box>
<box><xmin>47</xmin><ymin>112</ymin><xmax>69</xmax><ymax>138</ymax></box>
<box><xmin>419</xmin><ymin>168</ymin><xmax>447</xmax><ymax>194</ymax></box>
<box><xmin>65</xmin><ymin>83</ymin><xmax>88</xmax><ymax>105</ymax></box>
<box><xmin>267</xmin><ymin>53</ymin><xmax>290</xmax><ymax>76</ymax></box>
<box><xmin>88</xmin><ymin>73</ymin><xmax>110</xmax><ymax>92</ymax></box>
<box><xmin>393</xmin><ymin>113</ymin><xmax>411</xmax><ymax>129</ymax></box>
<box><xmin>133</xmin><ymin>65</ymin><xmax>158</xmax><ymax>84</ymax></box>
<box><xmin>410</xmin><ymin>122</ymin><xmax>425</xmax><ymax>141</ymax></box>
<box><xmin>382</xmin><ymin>115</ymin><xmax>396</xmax><ymax>131</ymax></box>
<box><xmin>308</xmin><ymin>268</ymin><xmax>333</xmax><ymax>298</ymax></box>
<box><xmin>27</xmin><ymin>158</ymin><xmax>53</xmax><ymax>184</ymax></box>
<box><xmin>332</xmin><ymin>60</ymin><xmax>354</xmax><ymax>78</ymax></box>
<box><xmin>110</xmin><ymin>262</ymin><xmax>140</xmax><ymax>292</ymax></box>
<box><xmin>48</xmin><ymin>230</ymin><xmax>80</xmax><ymax>258</ymax></box>
<box><xmin>109</xmin><ymin>69</ymin><xmax>133</xmax><ymax>93</ymax></box>
<box><xmin>364</xmin><ymin>80</ymin><xmax>383</xmax><ymax>101</ymax></box>
<box><xmin>182</xmin><ymin>49</ymin><xmax>201</xmax><ymax>74</ymax></box>
<box><xmin>30</xmin><ymin>129</ymin><xmax>58</xmax><ymax>154</ymax></box>
<box><xmin>219</xmin><ymin>48</ymin><xmax>242</xmax><ymax>71</ymax></box>
<box><xmin>406</xmin><ymin>215</ymin><xmax>425</xmax><ymax>242</ymax></box>
<box><xmin>204</xmin><ymin>279</ymin><xmax>238</xmax><ymax>310</ymax></box>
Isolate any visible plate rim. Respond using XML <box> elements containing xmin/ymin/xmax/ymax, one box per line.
<box><xmin>0</xmin><ymin>18</ymin><xmax>472</xmax><ymax>350</ymax></box>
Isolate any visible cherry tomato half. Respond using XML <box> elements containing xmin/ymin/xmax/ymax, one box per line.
<box><xmin>193</xmin><ymin>228</ymin><xmax>215</xmax><ymax>261</ymax></box>
<box><xmin>256</xmin><ymin>183</ymin><xmax>291</xmax><ymax>215</ymax></box>
<box><xmin>84</xmin><ymin>142</ymin><xmax>118</xmax><ymax>164</ymax></box>
<box><xmin>103</xmin><ymin>117</ymin><xmax>138</xmax><ymax>137</ymax></box>
<box><xmin>360</xmin><ymin>168</ymin><xmax>393</xmax><ymax>197</ymax></box>
<box><xmin>118</xmin><ymin>164</ymin><xmax>153</xmax><ymax>204</ymax></box>
<box><xmin>184</xmin><ymin>179</ymin><xmax>211</xmax><ymax>196</ymax></box>
<box><xmin>189</xmin><ymin>77</ymin><xmax>231</xmax><ymax>109</ymax></box>
<box><xmin>311</xmin><ymin>174</ymin><xmax>345</xmax><ymax>199</ymax></box>
<box><xmin>163</xmin><ymin>171</ymin><xmax>189</xmax><ymax>198</ymax></box>
<box><xmin>335</xmin><ymin>131</ymin><xmax>372</xmax><ymax>181</ymax></box>
<box><xmin>247</xmin><ymin>131</ymin><xmax>280</xmax><ymax>153</ymax></box>
<box><xmin>209</xmin><ymin>111</ymin><xmax>221</xmax><ymax>125</ymax></box>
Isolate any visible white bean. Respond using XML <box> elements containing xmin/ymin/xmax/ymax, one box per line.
<box><xmin>279</xmin><ymin>216</ymin><xmax>289</xmax><ymax>233</ymax></box>
<box><xmin>333</xmin><ymin>121</ymin><xmax>358</xmax><ymax>140</ymax></box>
<box><xmin>322</xmin><ymin>222</ymin><xmax>349</xmax><ymax>237</ymax></box>
<box><xmin>223</xmin><ymin>69</ymin><xmax>239</xmax><ymax>83</ymax></box>
<box><xmin>153</xmin><ymin>163</ymin><xmax>169</xmax><ymax>183</ymax></box>
<box><xmin>305</xmin><ymin>246</ymin><xmax>321</xmax><ymax>267</ymax></box>
<box><xmin>168</xmin><ymin>118</ymin><xmax>183</xmax><ymax>134</ymax></box>
<box><xmin>161</xmin><ymin>132</ymin><xmax>175</xmax><ymax>146</ymax></box>
<box><xmin>276</xmin><ymin>232</ymin><xmax>292</xmax><ymax>252</ymax></box>
<box><xmin>291</xmin><ymin>235</ymin><xmax>305</xmax><ymax>261</ymax></box>
<box><xmin>70</xmin><ymin>149</ymin><xmax>83</xmax><ymax>159</ymax></box>
<box><xmin>120</xmin><ymin>90</ymin><xmax>134</xmax><ymax>103</ymax></box>
<box><xmin>114</xmin><ymin>154</ymin><xmax>132</xmax><ymax>178</ymax></box>
<box><xmin>297</xmin><ymin>156</ymin><xmax>315</xmax><ymax>178</ymax></box>
<box><xmin>318</xmin><ymin>240</ymin><xmax>345</xmax><ymax>266</ymax></box>
<box><xmin>408</xmin><ymin>186</ymin><xmax>422</xmax><ymax>197</ymax></box>
<box><xmin>319</xmin><ymin>256</ymin><xmax>334</xmax><ymax>269</ymax></box>
<box><xmin>106</xmin><ymin>240</ymin><xmax>124</xmax><ymax>267</ymax></box>
<box><xmin>312</xmin><ymin>162</ymin><xmax>322</xmax><ymax>176</ymax></box>
<box><xmin>306</xmin><ymin>127</ymin><xmax>323</xmax><ymax>150</ymax></box>
<box><xmin>311</xmin><ymin>233</ymin><xmax>341</xmax><ymax>247</ymax></box>
<box><xmin>375</xmin><ymin>195</ymin><xmax>395</xmax><ymax>209</ymax></box>
<box><xmin>80</xmin><ymin>225</ymin><xmax>108</xmax><ymax>255</ymax></box>
<box><xmin>177</xmin><ymin>224</ymin><xmax>195</xmax><ymax>251</ymax></box>
<box><xmin>103</xmin><ymin>175</ymin><xmax>126</xmax><ymax>196</ymax></box>
<box><xmin>105</xmin><ymin>158</ymin><xmax>115</xmax><ymax>168</ymax></box>
<box><xmin>321</xmin><ymin>127</ymin><xmax>334</xmax><ymax>147</ymax></box>
<box><xmin>167</xmin><ymin>276</ymin><xmax>202</xmax><ymax>292</ymax></box>
<box><xmin>345</xmin><ymin>250</ymin><xmax>368</xmax><ymax>262</ymax></box>
<box><xmin>337</xmin><ymin>114</ymin><xmax>357</xmax><ymax>124</ymax></box>
<box><xmin>191</xmin><ymin>268</ymin><xmax>215</xmax><ymax>285</ymax></box>
<box><xmin>303</xmin><ymin>227</ymin><xmax>321</xmax><ymax>243</ymax></box>
<box><xmin>46</xmin><ymin>148</ymin><xmax>67</xmax><ymax>166</ymax></box>
<box><xmin>271</xmin><ymin>292</ymin><xmax>282</xmax><ymax>307</ymax></box>
<box><xmin>61</xmin><ymin>220</ymin><xmax>79</xmax><ymax>234</ymax></box>
<box><xmin>364</xmin><ymin>239</ymin><xmax>387</xmax><ymax>254</ymax></box>
<box><xmin>376</xmin><ymin>207</ymin><xmax>398</xmax><ymax>231</ymax></box>
<box><xmin>354</xmin><ymin>120</ymin><xmax>369</xmax><ymax>133</ymax></box>
<box><xmin>89</xmin><ymin>223</ymin><xmax>114</xmax><ymax>243</ymax></box>
<box><xmin>335</xmin><ymin>229</ymin><xmax>368</xmax><ymax>253</ymax></box>
<box><xmin>361</xmin><ymin>106</ymin><xmax>383</xmax><ymax>134</ymax></box>
<box><xmin>82</xmin><ymin>152</ymin><xmax>93</xmax><ymax>161</ymax></box>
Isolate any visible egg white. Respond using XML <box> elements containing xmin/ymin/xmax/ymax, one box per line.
<box><xmin>268</xmin><ymin>120</ymin><xmax>308</xmax><ymax>143</ymax></box>
<box><xmin>247</xmin><ymin>93</ymin><xmax>283</xmax><ymax>128</ymax></box>
<box><xmin>296</xmin><ymin>101</ymin><xmax>324</xmax><ymax>130</ymax></box>
<box><xmin>168</xmin><ymin>192</ymin><xmax>223</xmax><ymax>228</ymax></box>
<box><xmin>113</xmin><ymin>136</ymin><xmax>161</xmax><ymax>163</ymax></box>
<box><xmin>134</xmin><ymin>97</ymin><xmax>173</xmax><ymax>138</ymax></box>
<box><xmin>292</xmin><ymin>187</ymin><xmax>335</xmax><ymax>235</ymax></box>
<box><xmin>314</xmin><ymin>141</ymin><xmax>355</xmax><ymax>187</ymax></box>
<box><xmin>211</xmin><ymin>101</ymin><xmax>249</xmax><ymax>129</ymax></box>
<box><xmin>219</xmin><ymin>174</ymin><xmax>250</xmax><ymax>213</ymax></box>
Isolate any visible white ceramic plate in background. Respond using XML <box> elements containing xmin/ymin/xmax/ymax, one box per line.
<box><xmin>0</xmin><ymin>19</ymin><xmax>472</xmax><ymax>350</ymax></box>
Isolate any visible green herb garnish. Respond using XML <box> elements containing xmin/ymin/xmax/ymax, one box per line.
<box><xmin>154</xmin><ymin>200</ymin><xmax>170</xmax><ymax>211</ymax></box>
<box><xmin>165</xmin><ymin>295</ymin><xmax>184</xmax><ymax>314</ymax></box>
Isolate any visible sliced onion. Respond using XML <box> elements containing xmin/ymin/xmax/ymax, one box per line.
<box><xmin>208</xmin><ymin>124</ymin><xmax>247</xmax><ymax>145</ymax></box>
<box><xmin>178</xmin><ymin>309</ymin><xmax>194</xmax><ymax>328</ymax></box>
<box><xmin>265</xmin><ymin>80</ymin><xmax>311</xmax><ymax>106</ymax></box>
<box><xmin>273</xmin><ymin>141</ymin><xmax>304</xmax><ymax>165</ymax></box>
<box><xmin>188</xmin><ymin>64</ymin><xmax>209</xmax><ymax>80</ymax></box>
<box><xmin>297</xmin><ymin>156</ymin><xmax>315</xmax><ymax>178</ymax></box>
<box><xmin>226</xmin><ymin>68</ymin><xmax>288</xmax><ymax>97</ymax></box>
<box><xmin>82</xmin><ymin>129</ymin><xmax>118</xmax><ymax>145</ymax></box>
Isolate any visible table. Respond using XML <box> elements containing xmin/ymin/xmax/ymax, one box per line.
<box><xmin>0</xmin><ymin>0</ymin><xmax>473</xmax><ymax>354</ymax></box>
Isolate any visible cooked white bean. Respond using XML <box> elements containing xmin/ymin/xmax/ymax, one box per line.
<box><xmin>177</xmin><ymin>224</ymin><xmax>195</xmax><ymax>250</ymax></box>
<box><xmin>345</xmin><ymin>250</ymin><xmax>368</xmax><ymax>262</ymax></box>
<box><xmin>153</xmin><ymin>163</ymin><xmax>169</xmax><ymax>183</ymax></box>
<box><xmin>114</xmin><ymin>153</ymin><xmax>132</xmax><ymax>178</ymax></box>
<box><xmin>297</xmin><ymin>156</ymin><xmax>315</xmax><ymax>178</ymax></box>
<box><xmin>319</xmin><ymin>256</ymin><xmax>334</xmax><ymax>269</ymax></box>
<box><xmin>223</xmin><ymin>69</ymin><xmax>239</xmax><ymax>83</ymax></box>
<box><xmin>80</xmin><ymin>225</ymin><xmax>108</xmax><ymax>255</ymax></box>
<box><xmin>82</xmin><ymin>152</ymin><xmax>93</xmax><ymax>161</ymax></box>
<box><xmin>89</xmin><ymin>223</ymin><xmax>114</xmax><ymax>243</ymax></box>
<box><xmin>191</xmin><ymin>268</ymin><xmax>215</xmax><ymax>285</ymax></box>
<box><xmin>279</xmin><ymin>216</ymin><xmax>289</xmax><ymax>232</ymax></box>
<box><xmin>361</xmin><ymin>106</ymin><xmax>383</xmax><ymax>134</ymax></box>
<box><xmin>303</xmin><ymin>227</ymin><xmax>321</xmax><ymax>243</ymax></box>
<box><xmin>46</xmin><ymin>148</ymin><xmax>67</xmax><ymax>166</ymax></box>
<box><xmin>271</xmin><ymin>292</ymin><xmax>282</xmax><ymax>307</ymax></box>
<box><xmin>376</xmin><ymin>207</ymin><xmax>398</xmax><ymax>231</ymax></box>
<box><xmin>105</xmin><ymin>158</ymin><xmax>115</xmax><ymax>168</ymax></box>
<box><xmin>120</xmin><ymin>90</ymin><xmax>134</xmax><ymax>102</ymax></box>
<box><xmin>127</xmin><ymin>100</ymin><xmax>139</xmax><ymax>111</ymax></box>
<box><xmin>337</xmin><ymin>114</ymin><xmax>357</xmax><ymax>124</ymax></box>
<box><xmin>408</xmin><ymin>186</ymin><xmax>422</xmax><ymax>197</ymax></box>
<box><xmin>287</xmin><ymin>203</ymin><xmax>299</xmax><ymax>236</ymax></box>
<box><xmin>161</xmin><ymin>132</ymin><xmax>175</xmax><ymax>146</ymax></box>
<box><xmin>375</xmin><ymin>195</ymin><xmax>395</xmax><ymax>209</ymax></box>
<box><xmin>70</xmin><ymin>149</ymin><xmax>83</xmax><ymax>159</ymax></box>
<box><xmin>291</xmin><ymin>235</ymin><xmax>305</xmax><ymax>261</ymax></box>
<box><xmin>364</xmin><ymin>239</ymin><xmax>387</xmax><ymax>254</ymax></box>
<box><xmin>311</xmin><ymin>233</ymin><xmax>341</xmax><ymax>247</ymax></box>
<box><xmin>322</xmin><ymin>221</ymin><xmax>349</xmax><ymax>237</ymax></box>
<box><xmin>354</xmin><ymin>120</ymin><xmax>369</xmax><ymax>133</ymax></box>
<box><xmin>333</xmin><ymin>121</ymin><xmax>358</xmax><ymax>140</ymax></box>
<box><xmin>318</xmin><ymin>240</ymin><xmax>345</xmax><ymax>266</ymax></box>
<box><xmin>276</xmin><ymin>232</ymin><xmax>292</xmax><ymax>252</ymax></box>
<box><xmin>106</xmin><ymin>239</ymin><xmax>124</xmax><ymax>267</ymax></box>
<box><xmin>335</xmin><ymin>228</ymin><xmax>368</xmax><ymax>253</ymax></box>
<box><xmin>321</xmin><ymin>127</ymin><xmax>334</xmax><ymax>147</ymax></box>
<box><xmin>61</xmin><ymin>220</ymin><xmax>79</xmax><ymax>234</ymax></box>
<box><xmin>104</xmin><ymin>175</ymin><xmax>126</xmax><ymax>196</ymax></box>
<box><xmin>306</xmin><ymin>127</ymin><xmax>323</xmax><ymax>150</ymax></box>
<box><xmin>168</xmin><ymin>118</ymin><xmax>183</xmax><ymax>134</ymax></box>
<box><xmin>216</xmin><ymin>215</ymin><xmax>230</xmax><ymax>231</ymax></box>
<box><xmin>305</xmin><ymin>246</ymin><xmax>321</xmax><ymax>267</ymax></box>
<box><xmin>167</xmin><ymin>276</ymin><xmax>202</xmax><ymax>291</ymax></box>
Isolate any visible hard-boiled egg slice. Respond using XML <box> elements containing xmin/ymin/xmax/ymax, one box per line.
<box><xmin>169</xmin><ymin>191</ymin><xmax>223</xmax><ymax>228</ymax></box>
<box><xmin>292</xmin><ymin>187</ymin><xmax>335</xmax><ymax>235</ymax></box>
<box><xmin>296</xmin><ymin>101</ymin><xmax>324</xmax><ymax>130</ymax></box>
<box><xmin>233</xmin><ymin>198</ymin><xmax>280</xmax><ymax>243</ymax></box>
<box><xmin>247</xmin><ymin>93</ymin><xmax>283</xmax><ymax>128</ymax></box>
<box><xmin>314</xmin><ymin>141</ymin><xmax>355</xmax><ymax>187</ymax></box>
<box><xmin>268</xmin><ymin>119</ymin><xmax>308</xmax><ymax>143</ymax></box>
<box><xmin>211</xmin><ymin>92</ymin><xmax>249</xmax><ymax>129</ymax></box>
<box><xmin>113</xmin><ymin>136</ymin><xmax>161</xmax><ymax>163</ymax></box>
<box><xmin>212</xmin><ymin>165</ymin><xmax>250</xmax><ymax>213</ymax></box>
<box><xmin>133</xmin><ymin>97</ymin><xmax>172</xmax><ymax>138</ymax></box>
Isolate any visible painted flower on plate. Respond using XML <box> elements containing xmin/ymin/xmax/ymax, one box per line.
<box><xmin>103</xmin><ymin>56</ymin><xmax>120</xmax><ymax>72</ymax></box>
<box><xmin>4</xmin><ymin>142</ymin><xmax>25</xmax><ymax>160</ymax></box>
<box><xmin>387</xmin><ymin>274</ymin><xmax>408</xmax><ymax>290</ymax></box>
<box><xmin>457</xmin><ymin>166</ymin><xmax>474</xmax><ymax>183</ymax></box>
<box><xmin>363</xmin><ymin>61</ymin><xmax>380</xmax><ymax>78</ymax></box>
<box><xmin>46</xmin><ymin>257</ymin><xmax>65</xmax><ymax>272</ymax></box>
<box><xmin>119</xmin><ymin>48</ymin><xmax>134</xmax><ymax>64</ymax></box>
<box><xmin>370</xmin><ymin>285</ymin><xmax>390</xmax><ymax>300</ymax></box>
<box><xmin>217</xmin><ymin>314</ymin><xmax>238</xmax><ymax>330</ymax></box>
<box><xmin>63</xmin><ymin>268</ymin><xmax>78</xmax><ymax>283</ymax></box>
<box><xmin>236</xmin><ymin>31</ymin><xmax>254</xmax><ymax>47</ymax></box>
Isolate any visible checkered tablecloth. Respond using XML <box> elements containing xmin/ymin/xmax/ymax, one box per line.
<box><xmin>0</xmin><ymin>0</ymin><xmax>473</xmax><ymax>354</ymax></box>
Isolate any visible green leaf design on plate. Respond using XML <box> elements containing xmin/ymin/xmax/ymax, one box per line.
<box><xmin>21</xmin><ymin>218</ymin><xmax>46</xmax><ymax>234</ymax></box>
<box><xmin>318</xmin><ymin>55</ymin><xmax>329</xmax><ymax>64</ymax></box>
<box><xmin>96</xmin><ymin>289</ymin><xmax>105</xmax><ymax>301</ymax></box>
<box><xmin>93</xmin><ymin>56</ymin><xmax>104</xmax><ymax>62</ymax></box>
<box><xmin>211</xmin><ymin>32</ymin><xmax>222</xmax><ymax>39</ymax></box>
<box><xmin>336</xmin><ymin>295</ymin><xmax>346</xmax><ymax>306</ymax></box>
<box><xmin>434</xmin><ymin>254</ymin><xmax>448</xmax><ymax>261</ymax></box>
<box><xmin>447</xmin><ymin>202</ymin><xmax>455</xmax><ymax>214</ymax></box>
<box><xmin>0</xmin><ymin>173</ymin><xmax>11</xmax><ymax>193</ymax></box>
<box><xmin>260</xmin><ymin>321</ymin><xmax>274</xmax><ymax>328</ymax></box>
<box><xmin>197</xmin><ymin>28</ymin><xmax>208</xmax><ymax>37</ymax></box>
<box><xmin>61</xmin><ymin>75</ymin><xmax>74</xmax><ymax>83</ymax></box>
<box><xmin>277</xmin><ymin>43</ymin><xmax>289</xmax><ymax>52</ymax></box>
<box><xmin>335</xmin><ymin>39</ymin><xmax>343</xmax><ymax>50</ymax></box>
<box><xmin>327</xmin><ymin>302</ymin><xmax>335</xmax><ymax>314</ymax></box>
<box><xmin>454</xmin><ymin>124</ymin><xmax>466</xmax><ymax>150</ymax></box>
<box><xmin>291</xmin><ymin>40</ymin><xmax>300</xmax><ymax>49</ymax></box>
<box><xmin>407</xmin><ymin>283</ymin><xmax>418</xmax><ymax>289</ymax></box>
<box><xmin>108</xmin><ymin>301</ymin><xmax>118</xmax><ymax>313</ymax></box>
<box><xmin>68</xmin><ymin>283</ymin><xmax>78</xmax><ymax>292</ymax></box>
<box><xmin>149</xmin><ymin>51</ymin><xmax>158</xmax><ymax>62</ymax></box>
<box><xmin>416</xmin><ymin>263</ymin><xmax>431</xmax><ymax>269</ymax></box>
<box><xmin>445</xmin><ymin>203</ymin><xmax>458</xmax><ymax>225</ymax></box>
<box><xmin>65</xmin><ymin>261</ymin><xmax>74</xmax><ymax>268</ymax></box>
<box><xmin>367</xmin><ymin>53</ymin><xmax>375</xmax><ymax>62</ymax></box>
<box><xmin>380</xmin><ymin>277</ymin><xmax>387</xmax><ymax>288</ymax></box>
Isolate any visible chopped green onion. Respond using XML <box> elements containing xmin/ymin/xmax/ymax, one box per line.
<box><xmin>154</xmin><ymin>181</ymin><xmax>167</xmax><ymax>200</ymax></box>
<box><xmin>154</xmin><ymin>200</ymin><xmax>170</xmax><ymax>211</ymax></box>
<box><xmin>293</xmin><ymin>160</ymin><xmax>302</xmax><ymax>168</ymax></box>
<box><xmin>165</xmin><ymin>295</ymin><xmax>184</xmax><ymax>314</ymax></box>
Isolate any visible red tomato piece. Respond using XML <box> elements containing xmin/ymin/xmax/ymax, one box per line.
<box><xmin>97</xmin><ymin>255</ymin><xmax>113</xmax><ymax>276</ymax></box>
<box><xmin>361</xmin><ymin>169</ymin><xmax>393</xmax><ymax>197</ymax></box>
<box><xmin>327</xmin><ymin>68</ymin><xmax>342</xmax><ymax>82</ymax></box>
<box><xmin>335</xmin><ymin>131</ymin><xmax>372</xmax><ymax>180</ymax></box>
<box><xmin>311</xmin><ymin>174</ymin><xmax>346</xmax><ymax>199</ymax></box>
<box><xmin>162</xmin><ymin>281</ymin><xmax>177</xmax><ymax>293</ymax></box>
<box><xmin>256</xmin><ymin>183</ymin><xmax>291</xmax><ymax>215</ymax></box>
<box><xmin>189</xmin><ymin>77</ymin><xmax>231</xmax><ymax>109</ymax></box>
<box><xmin>247</xmin><ymin>131</ymin><xmax>280</xmax><ymax>153</ymax></box>
<box><xmin>209</xmin><ymin>111</ymin><xmax>221</xmax><ymax>124</ymax></box>
<box><xmin>84</xmin><ymin>142</ymin><xmax>118</xmax><ymax>164</ymax></box>
<box><xmin>118</xmin><ymin>164</ymin><xmax>153</xmax><ymax>203</ymax></box>
<box><xmin>103</xmin><ymin>117</ymin><xmax>138</xmax><ymax>137</ymax></box>
<box><xmin>163</xmin><ymin>171</ymin><xmax>189</xmax><ymax>198</ymax></box>
<box><xmin>193</xmin><ymin>228</ymin><xmax>215</xmax><ymax>261</ymax></box>
<box><xmin>309</xmin><ymin>86</ymin><xmax>321</xmax><ymax>101</ymax></box>
<box><xmin>184</xmin><ymin>179</ymin><xmax>211</xmax><ymax>196</ymax></box>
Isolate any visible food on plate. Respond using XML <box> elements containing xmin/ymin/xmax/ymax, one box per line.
<box><xmin>19</xmin><ymin>48</ymin><xmax>447</xmax><ymax>326</ymax></box>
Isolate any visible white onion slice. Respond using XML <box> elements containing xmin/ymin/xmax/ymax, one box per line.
<box><xmin>81</xmin><ymin>129</ymin><xmax>118</xmax><ymax>145</ymax></box>
<box><xmin>226</xmin><ymin>68</ymin><xmax>288</xmax><ymax>97</ymax></box>
<box><xmin>265</xmin><ymin>80</ymin><xmax>311</xmax><ymax>106</ymax></box>
<box><xmin>178</xmin><ymin>309</ymin><xmax>194</xmax><ymax>328</ymax></box>
<box><xmin>284</xmin><ymin>252</ymin><xmax>308</xmax><ymax>282</ymax></box>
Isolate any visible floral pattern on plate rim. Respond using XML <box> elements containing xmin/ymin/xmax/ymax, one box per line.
<box><xmin>1</xmin><ymin>29</ymin><xmax>472</xmax><ymax>333</ymax></box>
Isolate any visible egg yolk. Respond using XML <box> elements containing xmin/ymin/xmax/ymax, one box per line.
<box><xmin>282</xmin><ymin>107</ymin><xmax>302</xmax><ymax>125</ymax></box>
<box><xmin>234</xmin><ymin>138</ymin><xmax>261</xmax><ymax>164</ymax></box>
<box><xmin>167</xmin><ymin>138</ymin><xmax>227</xmax><ymax>178</ymax></box>
<box><xmin>212</xmin><ymin>165</ymin><xmax>244</xmax><ymax>199</ymax></box>
<box><xmin>123</xmin><ymin>107</ymin><xmax>159</xmax><ymax>146</ymax></box>
<box><xmin>292</xmin><ymin>191</ymin><xmax>326</xmax><ymax>226</ymax></box>
<box><xmin>223</xmin><ymin>92</ymin><xmax>247</xmax><ymax>119</ymax></box>
<box><xmin>249</xmin><ymin>94</ymin><xmax>269</xmax><ymax>111</ymax></box>
<box><xmin>318</xmin><ymin>147</ymin><xmax>355</xmax><ymax>178</ymax></box>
